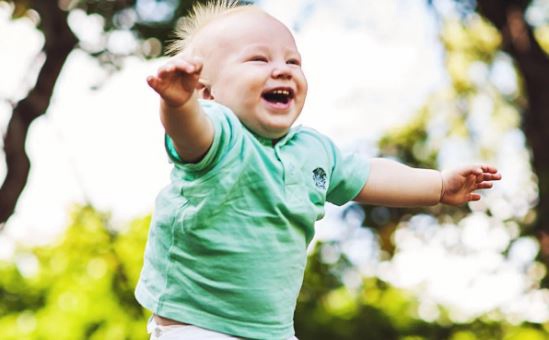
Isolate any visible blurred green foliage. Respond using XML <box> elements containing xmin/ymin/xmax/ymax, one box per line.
<box><xmin>0</xmin><ymin>206</ymin><xmax>150</xmax><ymax>340</ymax></box>
<box><xmin>1</xmin><ymin>205</ymin><xmax>548</xmax><ymax>339</ymax></box>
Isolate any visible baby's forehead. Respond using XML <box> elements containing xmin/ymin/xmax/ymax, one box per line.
<box><xmin>193</xmin><ymin>11</ymin><xmax>296</xmax><ymax>52</ymax></box>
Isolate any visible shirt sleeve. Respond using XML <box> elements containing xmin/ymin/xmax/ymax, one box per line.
<box><xmin>325</xmin><ymin>139</ymin><xmax>371</xmax><ymax>206</ymax></box>
<box><xmin>164</xmin><ymin>100</ymin><xmax>242</xmax><ymax>175</ymax></box>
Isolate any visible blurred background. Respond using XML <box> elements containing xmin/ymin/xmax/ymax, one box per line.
<box><xmin>1</xmin><ymin>0</ymin><xmax>549</xmax><ymax>339</ymax></box>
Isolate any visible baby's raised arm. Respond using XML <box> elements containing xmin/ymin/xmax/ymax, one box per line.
<box><xmin>354</xmin><ymin>158</ymin><xmax>501</xmax><ymax>207</ymax></box>
<box><xmin>147</xmin><ymin>55</ymin><xmax>214</xmax><ymax>163</ymax></box>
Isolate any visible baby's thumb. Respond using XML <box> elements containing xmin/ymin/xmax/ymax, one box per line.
<box><xmin>146</xmin><ymin>76</ymin><xmax>165</xmax><ymax>94</ymax></box>
<box><xmin>146</xmin><ymin>75</ymin><xmax>156</xmax><ymax>88</ymax></box>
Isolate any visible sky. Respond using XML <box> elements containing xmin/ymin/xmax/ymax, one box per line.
<box><xmin>0</xmin><ymin>0</ymin><xmax>547</xmax><ymax>325</ymax></box>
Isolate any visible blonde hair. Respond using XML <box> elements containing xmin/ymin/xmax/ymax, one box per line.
<box><xmin>166</xmin><ymin>0</ymin><xmax>253</xmax><ymax>55</ymax></box>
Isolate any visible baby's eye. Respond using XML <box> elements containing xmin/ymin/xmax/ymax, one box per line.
<box><xmin>287</xmin><ymin>58</ymin><xmax>301</xmax><ymax>66</ymax></box>
<box><xmin>248</xmin><ymin>56</ymin><xmax>268</xmax><ymax>63</ymax></box>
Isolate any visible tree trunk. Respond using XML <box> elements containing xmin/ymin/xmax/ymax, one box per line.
<box><xmin>476</xmin><ymin>0</ymin><xmax>549</xmax><ymax>266</ymax></box>
<box><xmin>0</xmin><ymin>1</ymin><xmax>77</xmax><ymax>225</ymax></box>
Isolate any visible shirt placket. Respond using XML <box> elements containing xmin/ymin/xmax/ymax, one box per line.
<box><xmin>274</xmin><ymin>144</ymin><xmax>302</xmax><ymax>203</ymax></box>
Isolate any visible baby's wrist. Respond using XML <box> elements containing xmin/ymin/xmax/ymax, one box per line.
<box><xmin>439</xmin><ymin>170</ymin><xmax>445</xmax><ymax>204</ymax></box>
<box><xmin>161</xmin><ymin>91</ymin><xmax>198</xmax><ymax>112</ymax></box>
<box><xmin>422</xmin><ymin>169</ymin><xmax>444</xmax><ymax>206</ymax></box>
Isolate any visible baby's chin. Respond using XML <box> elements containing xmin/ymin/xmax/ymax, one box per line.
<box><xmin>245</xmin><ymin>122</ymin><xmax>292</xmax><ymax>140</ymax></box>
<box><xmin>235</xmin><ymin>109</ymin><xmax>302</xmax><ymax>140</ymax></box>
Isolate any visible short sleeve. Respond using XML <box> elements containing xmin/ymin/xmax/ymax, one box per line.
<box><xmin>164</xmin><ymin>100</ymin><xmax>242</xmax><ymax>174</ymax></box>
<box><xmin>325</xmin><ymin>140</ymin><xmax>371</xmax><ymax>206</ymax></box>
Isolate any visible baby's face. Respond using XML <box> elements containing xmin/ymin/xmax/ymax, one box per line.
<box><xmin>194</xmin><ymin>9</ymin><xmax>308</xmax><ymax>139</ymax></box>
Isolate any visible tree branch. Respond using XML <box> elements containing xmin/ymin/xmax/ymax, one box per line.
<box><xmin>0</xmin><ymin>1</ymin><xmax>77</xmax><ymax>225</ymax></box>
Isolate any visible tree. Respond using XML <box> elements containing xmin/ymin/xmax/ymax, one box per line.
<box><xmin>439</xmin><ymin>0</ymin><xmax>549</xmax><ymax>269</ymax></box>
<box><xmin>0</xmin><ymin>0</ymin><xmax>76</xmax><ymax>224</ymax></box>
<box><xmin>471</xmin><ymin>0</ymin><xmax>549</xmax><ymax>276</ymax></box>
<box><xmin>0</xmin><ymin>0</ymin><xmax>211</xmax><ymax>225</ymax></box>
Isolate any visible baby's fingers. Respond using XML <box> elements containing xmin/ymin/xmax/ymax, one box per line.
<box><xmin>157</xmin><ymin>63</ymin><xmax>180</xmax><ymax>79</ymax></box>
<box><xmin>476</xmin><ymin>172</ymin><xmax>502</xmax><ymax>183</ymax></box>
<box><xmin>461</xmin><ymin>165</ymin><xmax>485</xmax><ymax>177</ymax></box>
<box><xmin>467</xmin><ymin>164</ymin><xmax>501</xmax><ymax>182</ymax></box>
<box><xmin>157</xmin><ymin>58</ymin><xmax>202</xmax><ymax>79</ymax></box>
<box><xmin>484</xmin><ymin>173</ymin><xmax>502</xmax><ymax>181</ymax></box>
<box><xmin>480</xmin><ymin>165</ymin><xmax>499</xmax><ymax>174</ymax></box>
<box><xmin>476</xmin><ymin>181</ymin><xmax>493</xmax><ymax>189</ymax></box>
<box><xmin>480</xmin><ymin>166</ymin><xmax>501</xmax><ymax>179</ymax></box>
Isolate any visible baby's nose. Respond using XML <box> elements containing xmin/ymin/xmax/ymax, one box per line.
<box><xmin>271</xmin><ymin>64</ymin><xmax>292</xmax><ymax>79</ymax></box>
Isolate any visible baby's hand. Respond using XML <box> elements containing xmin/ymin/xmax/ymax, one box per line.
<box><xmin>147</xmin><ymin>55</ymin><xmax>203</xmax><ymax>108</ymax></box>
<box><xmin>441</xmin><ymin>165</ymin><xmax>501</xmax><ymax>205</ymax></box>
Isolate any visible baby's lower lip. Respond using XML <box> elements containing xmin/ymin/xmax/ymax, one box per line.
<box><xmin>261</xmin><ymin>98</ymin><xmax>293</xmax><ymax>111</ymax></box>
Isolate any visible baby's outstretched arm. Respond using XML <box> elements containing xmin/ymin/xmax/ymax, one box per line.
<box><xmin>147</xmin><ymin>55</ymin><xmax>214</xmax><ymax>162</ymax></box>
<box><xmin>353</xmin><ymin>159</ymin><xmax>501</xmax><ymax>207</ymax></box>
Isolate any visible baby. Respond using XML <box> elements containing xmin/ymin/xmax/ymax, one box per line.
<box><xmin>135</xmin><ymin>1</ymin><xmax>501</xmax><ymax>339</ymax></box>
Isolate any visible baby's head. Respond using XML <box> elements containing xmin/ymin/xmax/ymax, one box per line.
<box><xmin>168</xmin><ymin>1</ymin><xmax>308</xmax><ymax>139</ymax></box>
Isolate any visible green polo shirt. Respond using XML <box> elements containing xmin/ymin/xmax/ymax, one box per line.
<box><xmin>135</xmin><ymin>100</ymin><xmax>370</xmax><ymax>339</ymax></box>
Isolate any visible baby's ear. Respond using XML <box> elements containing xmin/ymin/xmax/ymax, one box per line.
<box><xmin>196</xmin><ymin>81</ymin><xmax>214</xmax><ymax>100</ymax></box>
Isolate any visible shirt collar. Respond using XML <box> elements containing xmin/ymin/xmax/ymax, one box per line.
<box><xmin>246</xmin><ymin>125</ymin><xmax>300</xmax><ymax>147</ymax></box>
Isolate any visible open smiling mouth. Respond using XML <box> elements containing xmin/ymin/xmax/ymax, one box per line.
<box><xmin>261</xmin><ymin>88</ymin><xmax>295</xmax><ymax>106</ymax></box>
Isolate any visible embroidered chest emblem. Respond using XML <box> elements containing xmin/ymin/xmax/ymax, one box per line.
<box><xmin>312</xmin><ymin>167</ymin><xmax>327</xmax><ymax>190</ymax></box>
